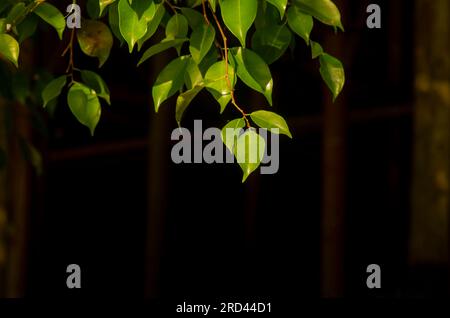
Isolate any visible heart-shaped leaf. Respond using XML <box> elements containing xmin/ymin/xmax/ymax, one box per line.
<box><xmin>67</xmin><ymin>82</ymin><xmax>102</xmax><ymax>135</ymax></box>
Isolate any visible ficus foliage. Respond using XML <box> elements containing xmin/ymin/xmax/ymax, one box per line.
<box><xmin>0</xmin><ymin>0</ymin><xmax>345</xmax><ymax>181</ymax></box>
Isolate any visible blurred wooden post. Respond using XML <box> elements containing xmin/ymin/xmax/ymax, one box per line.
<box><xmin>320</xmin><ymin>0</ymin><xmax>348</xmax><ymax>297</ymax></box>
<box><xmin>145</xmin><ymin>53</ymin><xmax>172</xmax><ymax>298</ymax></box>
<box><xmin>410</xmin><ymin>0</ymin><xmax>449</xmax><ymax>265</ymax></box>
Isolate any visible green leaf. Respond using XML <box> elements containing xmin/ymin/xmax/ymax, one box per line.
<box><xmin>185</xmin><ymin>57</ymin><xmax>204</xmax><ymax>89</ymax></box>
<box><xmin>204</xmin><ymin>60</ymin><xmax>236</xmax><ymax>113</ymax></box>
<box><xmin>118</xmin><ymin>0</ymin><xmax>147</xmax><ymax>52</ymax></box>
<box><xmin>180</xmin><ymin>7</ymin><xmax>204</xmax><ymax>29</ymax></box>
<box><xmin>287</xmin><ymin>6</ymin><xmax>313</xmax><ymax>45</ymax></box>
<box><xmin>100</xmin><ymin>0</ymin><xmax>116</xmax><ymax>16</ymax></box>
<box><xmin>221</xmin><ymin>118</ymin><xmax>245</xmax><ymax>153</ymax></box>
<box><xmin>165</xmin><ymin>13</ymin><xmax>189</xmax><ymax>39</ymax></box>
<box><xmin>265</xmin><ymin>0</ymin><xmax>288</xmax><ymax>19</ymax></box>
<box><xmin>176</xmin><ymin>85</ymin><xmax>203</xmax><ymax>125</ymax></box>
<box><xmin>0</xmin><ymin>33</ymin><xmax>19</xmax><ymax>67</ymax></box>
<box><xmin>77</xmin><ymin>19</ymin><xmax>114</xmax><ymax>67</ymax></box>
<box><xmin>152</xmin><ymin>55</ymin><xmax>190</xmax><ymax>112</ymax></box>
<box><xmin>310</xmin><ymin>40</ymin><xmax>323</xmax><ymax>58</ymax></box>
<box><xmin>5</xmin><ymin>3</ymin><xmax>27</xmax><ymax>25</ymax></box>
<box><xmin>67</xmin><ymin>82</ymin><xmax>102</xmax><ymax>136</ymax></box>
<box><xmin>251</xmin><ymin>23</ymin><xmax>291</xmax><ymax>64</ymax></box>
<box><xmin>137</xmin><ymin>3</ymin><xmax>165</xmax><ymax>50</ymax></box>
<box><xmin>221</xmin><ymin>0</ymin><xmax>258</xmax><ymax>47</ymax></box>
<box><xmin>189</xmin><ymin>23</ymin><xmax>215</xmax><ymax>64</ymax></box>
<box><xmin>108</xmin><ymin>2</ymin><xmax>125</xmax><ymax>45</ymax></box>
<box><xmin>234</xmin><ymin>128</ymin><xmax>265</xmax><ymax>182</ymax></box>
<box><xmin>41</xmin><ymin>75</ymin><xmax>67</xmax><ymax>108</ymax></box>
<box><xmin>138</xmin><ymin>38</ymin><xmax>188</xmax><ymax>66</ymax></box>
<box><xmin>34</xmin><ymin>3</ymin><xmax>66</xmax><ymax>40</ymax></box>
<box><xmin>80</xmin><ymin>70</ymin><xmax>111</xmax><ymax>105</ymax></box>
<box><xmin>293</xmin><ymin>0</ymin><xmax>343</xmax><ymax>31</ymax></box>
<box><xmin>17</xmin><ymin>14</ymin><xmax>38</xmax><ymax>43</ymax></box>
<box><xmin>250</xmin><ymin>110</ymin><xmax>292</xmax><ymax>138</ymax></box>
<box><xmin>231</xmin><ymin>47</ymin><xmax>273</xmax><ymax>106</ymax></box>
<box><xmin>319</xmin><ymin>53</ymin><xmax>345</xmax><ymax>101</ymax></box>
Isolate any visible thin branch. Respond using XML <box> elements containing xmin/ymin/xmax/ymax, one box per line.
<box><xmin>209</xmin><ymin>4</ymin><xmax>250</xmax><ymax>128</ymax></box>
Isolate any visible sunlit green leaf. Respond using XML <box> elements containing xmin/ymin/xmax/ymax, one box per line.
<box><xmin>34</xmin><ymin>3</ymin><xmax>66</xmax><ymax>39</ymax></box>
<box><xmin>0</xmin><ymin>33</ymin><xmax>19</xmax><ymax>67</ymax></box>
<box><xmin>189</xmin><ymin>23</ymin><xmax>215</xmax><ymax>64</ymax></box>
<box><xmin>266</xmin><ymin>0</ymin><xmax>288</xmax><ymax>19</ymax></box>
<box><xmin>176</xmin><ymin>85</ymin><xmax>203</xmax><ymax>125</ymax></box>
<box><xmin>231</xmin><ymin>47</ymin><xmax>273</xmax><ymax>105</ymax></box>
<box><xmin>221</xmin><ymin>117</ymin><xmax>245</xmax><ymax>153</ymax></box>
<box><xmin>221</xmin><ymin>0</ymin><xmax>257</xmax><ymax>47</ymax></box>
<box><xmin>80</xmin><ymin>70</ymin><xmax>111</xmax><ymax>105</ymax></box>
<box><xmin>250</xmin><ymin>110</ymin><xmax>292</xmax><ymax>138</ymax></box>
<box><xmin>152</xmin><ymin>55</ymin><xmax>190</xmax><ymax>112</ymax></box>
<box><xmin>204</xmin><ymin>60</ymin><xmax>236</xmax><ymax>113</ymax></box>
<box><xmin>293</xmin><ymin>0</ymin><xmax>343</xmax><ymax>31</ymax></box>
<box><xmin>138</xmin><ymin>38</ymin><xmax>188</xmax><ymax>66</ymax></box>
<box><xmin>42</xmin><ymin>75</ymin><xmax>67</xmax><ymax>108</ymax></box>
<box><xmin>287</xmin><ymin>6</ymin><xmax>313</xmax><ymax>45</ymax></box>
<box><xmin>234</xmin><ymin>128</ymin><xmax>265</xmax><ymax>182</ymax></box>
<box><xmin>67</xmin><ymin>82</ymin><xmax>102</xmax><ymax>135</ymax></box>
<box><xmin>118</xmin><ymin>0</ymin><xmax>147</xmax><ymax>52</ymax></box>
<box><xmin>319</xmin><ymin>53</ymin><xmax>345</xmax><ymax>101</ymax></box>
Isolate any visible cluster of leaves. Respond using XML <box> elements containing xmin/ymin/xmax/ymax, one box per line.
<box><xmin>0</xmin><ymin>0</ymin><xmax>345</xmax><ymax>181</ymax></box>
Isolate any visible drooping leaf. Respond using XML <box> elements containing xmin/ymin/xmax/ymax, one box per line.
<box><xmin>80</xmin><ymin>70</ymin><xmax>111</xmax><ymax>105</ymax></box>
<box><xmin>319</xmin><ymin>53</ymin><xmax>345</xmax><ymax>101</ymax></box>
<box><xmin>176</xmin><ymin>85</ymin><xmax>203</xmax><ymax>125</ymax></box>
<box><xmin>287</xmin><ymin>6</ymin><xmax>313</xmax><ymax>45</ymax></box>
<box><xmin>265</xmin><ymin>0</ymin><xmax>288</xmax><ymax>19</ymax></box>
<box><xmin>250</xmin><ymin>110</ymin><xmax>292</xmax><ymax>138</ymax></box>
<box><xmin>152</xmin><ymin>55</ymin><xmax>190</xmax><ymax>112</ymax></box>
<box><xmin>184</xmin><ymin>57</ymin><xmax>204</xmax><ymax>89</ymax></box>
<box><xmin>17</xmin><ymin>14</ymin><xmax>38</xmax><ymax>43</ymax></box>
<box><xmin>231</xmin><ymin>47</ymin><xmax>273</xmax><ymax>105</ymax></box>
<box><xmin>165</xmin><ymin>13</ymin><xmax>189</xmax><ymax>55</ymax></box>
<box><xmin>0</xmin><ymin>33</ymin><xmax>19</xmax><ymax>67</ymax></box>
<box><xmin>67</xmin><ymin>82</ymin><xmax>102</xmax><ymax>135</ymax></box>
<box><xmin>118</xmin><ymin>0</ymin><xmax>147</xmax><ymax>52</ymax></box>
<box><xmin>189</xmin><ymin>23</ymin><xmax>215</xmax><ymax>64</ymax></box>
<box><xmin>137</xmin><ymin>3</ymin><xmax>165</xmax><ymax>50</ymax></box>
<box><xmin>41</xmin><ymin>75</ymin><xmax>67</xmax><ymax>107</ymax></box>
<box><xmin>34</xmin><ymin>3</ymin><xmax>66</xmax><ymax>39</ymax></box>
<box><xmin>310</xmin><ymin>40</ymin><xmax>323</xmax><ymax>58</ymax></box>
<box><xmin>234</xmin><ymin>128</ymin><xmax>265</xmax><ymax>182</ymax></box>
<box><xmin>292</xmin><ymin>0</ymin><xmax>343</xmax><ymax>31</ymax></box>
<box><xmin>138</xmin><ymin>38</ymin><xmax>188</xmax><ymax>66</ymax></box>
<box><xmin>251</xmin><ymin>23</ymin><xmax>292</xmax><ymax>64</ymax></box>
<box><xmin>221</xmin><ymin>118</ymin><xmax>245</xmax><ymax>153</ymax></box>
<box><xmin>165</xmin><ymin>13</ymin><xmax>189</xmax><ymax>39</ymax></box>
<box><xmin>77</xmin><ymin>19</ymin><xmax>114</xmax><ymax>67</ymax></box>
<box><xmin>204</xmin><ymin>60</ymin><xmax>236</xmax><ymax>113</ymax></box>
<box><xmin>221</xmin><ymin>0</ymin><xmax>258</xmax><ymax>47</ymax></box>
<box><xmin>108</xmin><ymin>1</ymin><xmax>125</xmax><ymax>45</ymax></box>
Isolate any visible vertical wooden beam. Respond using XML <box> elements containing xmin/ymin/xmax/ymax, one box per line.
<box><xmin>145</xmin><ymin>53</ymin><xmax>171</xmax><ymax>298</ymax></box>
<box><xmin>410</xmin><ymin>0</ymin><xmax>449</xmax><ymax>265</ymax></box>
<box><xmin>320</xmin><ymin>0</ymin><xmax>348</xmax><ymax>298</ymax></box>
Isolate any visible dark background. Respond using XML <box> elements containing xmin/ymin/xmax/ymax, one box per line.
<box><xmin>3</xmin><ymin>0</ymin><xmax>445</xmax><ymax>299</ymax></box>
